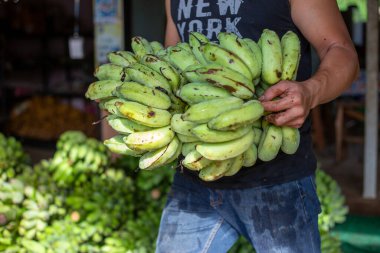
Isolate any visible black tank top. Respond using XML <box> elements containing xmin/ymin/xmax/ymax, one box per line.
<box><xmin>171</xmin><ymin>0</ymin><xmax>317</xmax><ymax>189</ymax></box>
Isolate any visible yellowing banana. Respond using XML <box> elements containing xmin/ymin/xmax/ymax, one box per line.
<box><xmin>198</xmin><ymin>159</ymin><xmax>233</xmax><ymax>181</ymax></box>
<box><xmin>181</xmin><ymin>142</ymin><xmax>202</xmax><ymax>156</ymax></box>
<box><xmin>100</xmin><ymin>97</ymin><xmax>126</xmax><ymax>116</ymax></box>
<box><xmin>150</xmin><ymin>41</ymin><xmax>164</xmax><ymax>54</ymax></box>
<box><xmin>114</xmin><ymin>81</ymin><xmax>171</xmax><ymax>109</ymax></box>
<box><xmin>106</xmin><ymin>115</ymin><xmax>153</xmax><ymax>134</ymax></box>
<box><xmin>104</xmin><ymin>135</ymin><xmax>145</xmax><ymax>157</ymax></box>
<box><xmin>260</xmin><ymin>29</ymin><xmax>282</xmax><ymax>85</ymax></box>
<box><xmin>85</xmin><ymin>80</ymin><xmax>123</xmax><ymax>100</ymax></box>
<box><xmin>107</xmin><ymin>51</ymin><xmax>137</xmax><ymax>67</ymax></box>
<box><xmin>170</xmin><ymin>114</ymin><xmax>199</xmax><ymax>136</ymax></box>
<box><xmin>191</xmin><ymin>124</ymin><xmax>250</xmax><ymax>143</ymax></box>
<box><xmin>177</xmin><ymin>82</ymin><xmax>231</xmax><ymax>105</ymax></box>
<box><xmin>281</xmin><ymin>31</ymin><xmax>301</xmax><ymax>80</ymax></box>
<box><xmin>224</xmin><ymin>153</ymin><xmax>244</xmax><ymax>176</ymax></box>
<box><xmin>258</xmin><ymin>124</ymin><xmax>283</xmax><ymax>161</ymax></box>
<box><xmin>182</xmin><ymin>150</ymin><xmax>212</xmax><ymax>171</ymax></box>
<box><xmin>243</xmin><ymin>38</ymin><xmax>262</xmax><ymax>80</ymax></box>
<box><xmin>125</xmin><ymin>63</ymin><xmax>172</xmax><ymax>94</ymax></box>
<box><xmin>116</xmin><ymin>101</ymin><xmax>171</xmax><ymax>127</ymax></box>
<box><xmin>182</xmin><ymin>97</ymin><xmax>244</xmax><ymax>123</ymax></box>
<box><xmin>208</xmin><ymin>100</ymin><xmax>264</xmax><ymax>131</ymax></box>
<box><xmin>201</xmin><ymin>43</ymin><xmax>253</xmax><ymax>81</ymax></box>
<box><xmin>131</xmin><ymin>36</ymin><xmax>153</xmax><ymax>59</ymax></box>
<box><xmin>189</xmin><ymin>32</ymin><xmax>209</xmax><ymax>65</ymax></box>
<box><xmin>281</xmin><ymin>126</ymin><xmax>300</xmax><ymax>155</ymax></box>
<box><xmin>196</xmin><ymin>129</ymin><xmax>254</xmax><ymax>160</ymax></box>
<box><xmin>243</xmin><ymin>144</ymin><xmax>258</xmax><ymax>167</ymax></box>
<box><xmin>124</xmin><ymin>126</ymin><xmax>174</xmax><ymax>151</ymax></box>
<box><xmin>94</xmin><ymin>63</ymin><xmax>129</xmax><ymax>82</ymax></box>
<box><xmin>167</xmin><ymin>46</ymin><xmax>200</xmax><ymax>71</ymax></box>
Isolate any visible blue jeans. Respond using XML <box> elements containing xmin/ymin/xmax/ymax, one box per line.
<box><xmin>156</xmin><ymin>172</ymin><xmax>321</xmax><ymax>253</ymax></box>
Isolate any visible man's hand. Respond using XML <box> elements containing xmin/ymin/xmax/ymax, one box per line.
<box><xmin>259</xmin><ymin>80</ymin><xmax>313</xmax><ymax>128</ymax></box>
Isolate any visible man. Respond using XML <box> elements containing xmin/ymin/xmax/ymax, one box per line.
<box><xmin>156</xmin><ymin>0</ymin><xmax>359</xmax><ymax>252</ymax></box>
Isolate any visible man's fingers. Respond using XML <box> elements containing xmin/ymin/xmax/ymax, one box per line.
<box><xmin>259</xmin><ymin>81</ymin><xmax>289</xmax><ymax>101</ymax></box>
<box><xmin>261</xmin><ymin>96</ymin><xmax>295</xmax><ymax>112</ymax></box>
<box><xmin>265</xmin><ymin>108</ymin><xmax>305</xmax><ymax>126</ymax></box>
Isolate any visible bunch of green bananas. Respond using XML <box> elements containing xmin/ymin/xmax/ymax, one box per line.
<box><xmin>316</xmin><ymin>168</ymin><xmax>349</xmax><ymax>231</ymax></box>
<box><xmin>50</xmin><ymin>131</ymin><xmax>110</xmax><ymax>186</ymax></box>
<box><xmin>0</xmin><ymin>133</ymin><xmax>30</xmax><ymax>180</ymax></box>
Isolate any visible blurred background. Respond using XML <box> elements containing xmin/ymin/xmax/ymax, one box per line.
<box><xmin>0</xmin><ymin>0</ymin><xmax>379</xmax><ymax>252</ymax></box>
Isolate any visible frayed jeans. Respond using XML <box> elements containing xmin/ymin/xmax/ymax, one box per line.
<box><xmin>156</xmin><ymin>171</ymin><xmax>321</xmax><ymax>253</ymax></box>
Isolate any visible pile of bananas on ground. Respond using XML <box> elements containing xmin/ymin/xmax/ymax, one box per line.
<box><xmin>86</xmin><ymin>29</ymin><xmax>302</xmax><ymax>181</ymax></box>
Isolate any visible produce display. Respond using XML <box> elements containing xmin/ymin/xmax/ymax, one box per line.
<box><xmin>86</xmin><ymin>29</ymin><xmax>301</xmax><ymax>181</ymax></box>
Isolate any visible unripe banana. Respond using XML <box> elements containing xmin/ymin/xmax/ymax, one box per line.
<box><xmin>177</xmin><ymin>133</ymin><xmax>200</xmax><ymax>143</ymax></box>
<box><xmin>260</xmin><ymin>29</ymin><xmax>282</xmax><ymax>85</ymax></box>
<box><xmin>94</xmin><ymin>64</ymin><xmax>129</xmax><ymax>81</ymax></box>
<box><xmin>281</xmin><ymin>126</ymin><xmax>300</xmax><ymax>155</ymax></box>
<box><xmin>218</xmin><ymin>32</ymin><xmax>260</xmax><ymax>80</ymax></box>
<box><xmin>258</xmin><ymin>124</ymin><xmax>283</xmax><ymax>161</ymax></box>
<box><xmin>106</xmin><ymin>115</ymin><xmax>153</xmax><ymax>134</ymax></box>
<box><xmin>177</xmin><ymin>82</ymin><xmax>231</xmax><ymax>105</ymax></box>
<box><xmin>85</xmin><ymin>80</ymin><xmax>123</xmax><ymax>100</ymax></box>
<box><xmin>182</xmin><ymin>150</ymin><xmax>212</xmax><ymax>171</ymax></box>
<box><xmin>150</xmin><ymin>41</ymin><xmax>164</xmax><ymax>54</ymax></box>
<box><xmin>198</xmin><ymin>159</ymin><xmax>233</xmax><ymax>182</ymax></box>
<box><xmin>167</xmin><ymin>46</ymin><xmax>200</xmax><ymax>71</ymax></box>
<box><xmin>139</xmin><ymin>136</ymin><xmax>181</xmax><ymax>170</ymax></box>
<box><xmin>125</xmin><ymin>63</ymin><xmax>172</xmax><ymax>94</ymax></box>
<box><xmin>252</xmin><ymin>127</ymin><xmax>263</xmax><ymax>145</ymax></box>
<box><xmin>181</xmin><ymin>142</ymin><xmax>202</xmax><ymax>156</ymax></box>
<box><xmin>243</xmin><ymin>38</ymin><xmax>262</xmax><ymax>79</ymax></box>
<box><xmin>191</xmin><ymin>124</ymin><xmax>250</xmax><ymax>143</ymax></box>
<box><xmin>184</xmin><ymin>64</ymin><xmax>254</xmax><ymax>99</ymax></box>
<box><xmin>124</xmin><ymin>126</ymin><xmax>174</xmax><ymax>151</ymax></box>
<box><xmin>116</xmin><ymin>101</ymin><xmax>171</xmax><ymax>127</ymax></box>
<box><xmin>182</xmin><ymin>97</ymin><xmax>244</xmax><ymax>123</ymax></box>
<box><xmin>170</xmin><ymin>114</ymin><xmax>199</xmax><ymax>136</ymax></box>
<box><xmin>281</xmin><ymin>31</ymin><xmax>301</xmax><ymax>80</ymax></box>
<box><xmin>200</xmin><ymin>43</ymin><xmax>253</xmax><ymax>81</ymax></box>
<box><xmin>189</xmin><ymin>32</ymin><xmax>209</xmax><ymax>65</ymax></box>
<box><xmin>131</xmin><ymin>36</ymin><xmax>153</xmax><ymax>59</ymax></box>
<box><xmin>104</xmin><ymin>135</ymin><xmax>145</xmax><ymax>157</ymax></box>
<box><xmin>114</xmin><ymin>81</ymin><xmax>171</xmax><ymax>109</ymax></box>
<box><xmin>140</xmin><ymin>54</ymin><xmax>180</xmax><ymax>93</ymax></box>
<box><xmin>177</xmin><ymin>42</ymin><xmax>192</xmax><ymax>52</ymax></box>
<box><xmin>224</xmin><ymin>153</ymin><xmax>244</xmax><ymax>176</ymax></box>
<box><xmin>243</xmin><ymin>144</ymin><xmax>258</xmax><ymax>167</ymax></box>
<box><xmin>107</xmin><ymin>51</ymin><xmax>137</xmax><ymax>67</ymax></box>
<box><xmin>208</xmin><ymin>100</ymin><xmax>264</xmax><ymax>131</ymax></box>
<box><xmin>196</xmin><ymin>129</ymin><xmax>254</xmax><ymax>160</ymax></box>
<box><xmin>100</xmin><ymin>97</ymin><xmax>126</xmax><ymax>116</ymax></box>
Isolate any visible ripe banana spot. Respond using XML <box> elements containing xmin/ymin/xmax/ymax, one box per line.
<box><xmin>229</xmin><ymin>59</ymin><xmax>234</xmax><ymax>64</ymax></box>
<box><xmin>201</xmin><ymin>69</ymin><xmax>219</xmax><ymax>75</ymax></box>
<box><xmin>267</xmin><ymin>40</ymin><xmax>272</xmax><ymax>45</ymax></box>
<box><xmin>276</xmin><ymin>70</ymin><xmax>282</xmax><ymax>78</ymax></box>
<box><xmin>147</xmin><ymin>111</ymin><xmax>155</xmax><ymax>118</ymax></box>
<box><xmin>222</xmin><ymin>85</ymin><xmax>237</xmax><ymax>93</ymax></box>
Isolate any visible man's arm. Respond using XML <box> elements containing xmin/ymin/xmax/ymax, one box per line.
<box><xmin>260</xmin><ymin>0</ymin><xmax>359</xmax><ymax>128</ymax></box>
<box><xmin>165</xmin><ymin>0</ymin><xmax>181</xmax><ymax>47</ymax></box>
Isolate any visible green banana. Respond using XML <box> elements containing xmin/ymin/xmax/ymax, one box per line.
<box><xmin>170</xmin><ymin>114</ymin><xmax>199</xmax><ymax>136</ymax></box>
<box><xmin>196</xmin><ymin>129</ymin><xmax>254</xmax><ymax>160</ymax></box>
<box><xmin>243</xmin><ymin>38</ymin><xmax>262</xmax><ymax>79</ymax></box>
<box><xmin>252</xmin><ymin>127</ymin><xmax>263</xmax><ymax>145</ymax></box>
<box><xmin>116</xmin><ymin>101</ymin><xmax>171</xmax><ymax>127</ymax></box>
<box><xmin>181</xmin><ymin>142</ymin><xmax>202</xmax><ymax>156</ymax></box>
<box><xmin>189</xmin><ymin>32</ymin><xmax>209</xmax><ymax>65</ymax></box>
<box><xmin>139</xmin><ymin>136</ymin><xmax>181</xmax><ymax>170</ymax></box>
<box><xmin>107</xmin><ymin>51</ymin><xmax>137</xmax><ymax>67</ymax></box>
<box><xmin>191</xmin><ymin>124</ymin><xmax>251</xmax><ymax>143</ymax></box>
<box><xmin>167</xmin><ymin>46</ymin><xmax>200</xmax><ymax>71</ymax></box>
<box><xmin>243</xmin><ymin>143</ymin><xmax>258</xmax><ymax>167</ymax></box>
<box><xmin>198</xmin><ymin>159</ymin><xmax>233</xmax><ymax>182</ymax></box>
<box><xmin>106</xmin><ymin>115</ymin><xmax>153</xmax><ymax>134</ymax></box>
<box><xmin>177</xmin><ymin>42</ymin><xmax>192</xmax><ymax>52</ymax></box>
<box><xmin>200</xmin><ymin>43</ymin><xmax>253</xmax><ymax>80</ymax></box>
<box><xmin>104</xmin><ymin>135</ymin><xmax>145</xmax><ymax>157</ymax></box>
<box><xmin>260</xmin><ymin>29</ymin><xmax>282</xmax><ymax>85</ymax></box>
<box><xmin>281</xmin><ymin>31</ymin><xmax>301</xmax><ymax>80</ymax></box>
<box><xmin>131</xmin><ymin>36</ymin><xmax>153</xmax><ymax>59</ymax></box>
<box><xmin>85</xmin><ymin>80</ymin><xmax>123</xmax><ymax>100</ymax></box>
<box><xmin>182</xmin><ymin>97</ymin><xmax>244</xmax><ymax>123</ymax></box>
<box><xmin>183</xmin><ymin>64</ymin><xmax>254</xmax><ymax>99</ymax></box>
<box><xmin>125</xmin><ymin>62</ymin><xmax>172</xmax><ymax>94</ymax></box>
<box><xmin>177</xmin><ymin>133</ymin><xmax>200</xmax><ymax>143</ymax></box>
<box><xmin>224</xmin><ymin>153</ymin><xmax>244</xmax><ymax>176</ymax></box>
<box><xmin>208</xmin><ymin>100</ymin><xmax>264</xmax><ymax>131</ymax></box>
<box><xmin>114</xmin><ymin>81</ymin><xmax>171</xmax><ymax>109</ymax></box>
<box><xmin>140</xmin><ymin>54</ymin><xmax>180</xmax><ymax>93</ymax></box>
<box><xmin>124</xmin><ymin>126</ymin><xmax>175</xmax><ymax>151</ymax></box>
<box><xmin>182</xmin><ymin>150</ymin><xmax>212</xmax><ymax>171</ymax></box>
<box><xmin>150</xmin><ymin>41</ymin><xmax>164</xmax><ymax>54</ymax></box>
<box><xmin>281</xmin><ymin>126</ymin><xmax>300</xmax><ymax>155</ymax></box>
<box><xmin>258</xmin><ymin>124</ymin><xmax>283</xmax><ymax>161</ymax></box>
<box><xmin>94</xmin><ymin>63</ymin><xmax>129</xmax><ymax>81</ymax></box>
<box><xmin>177</xmin><ymin>82</ymin><xmax>231</xmax><ymax>105</ymax></box>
